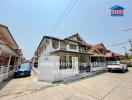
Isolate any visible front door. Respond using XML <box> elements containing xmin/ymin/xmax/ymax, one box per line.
<box><xmin>72</xmin><ymin>57</ymin><xmax>79</xmax><ymax>74</ymax></box>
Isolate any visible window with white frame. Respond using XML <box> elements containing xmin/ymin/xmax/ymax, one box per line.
<box><xmin>70</xmin><ymin>44</ymin><xmax>77</xmax><ymax>50</ymax></box>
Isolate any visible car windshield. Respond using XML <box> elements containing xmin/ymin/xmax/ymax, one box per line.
<box><xmin>18</xmin><ymin>63</ymin><xmax>30</xmax><ymax>70</ymax></box>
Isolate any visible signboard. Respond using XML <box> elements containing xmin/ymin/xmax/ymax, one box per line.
<box><xmin>110</xmin><ymin>5</ymin><xmax>125</xmax><ymax>16</ymax></box>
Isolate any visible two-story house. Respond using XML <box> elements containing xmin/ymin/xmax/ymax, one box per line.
<box><xmin>33</xmin><ymin>33</ymin><xmax>124</xmax><ymax>82</ymax></box>
<box><xmin>33</xmin><ymin>34</ymin><xmax>92</xmax><ymax>82</ymax></box>
<box><xmin>0</xmin><ymin>24</ymin><xmax>22</xmax><ymax>82</ymax></box>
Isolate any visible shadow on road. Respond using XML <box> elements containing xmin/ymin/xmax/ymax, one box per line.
<box><xmin>0</xmin><ymin>78</ymin><xmax>12</xmax><ymax>91</ymax></box>
<box><xmin>109</xmin><ymin>70</ymin><xmax>129</xmax><ymax>73</ymax></box>
<box><xmin>62</xmin><ymin>71</ymin><xmax>107</xmax><ymax>85</ymax></box>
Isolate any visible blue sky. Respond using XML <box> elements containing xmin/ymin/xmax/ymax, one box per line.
<box><xmin>0</xmin><ymin>0</ymin><xmax>132</xmax><ymax>59</ymax></box>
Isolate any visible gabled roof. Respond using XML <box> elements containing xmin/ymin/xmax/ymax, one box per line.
<box><xmin>0</xmin><ymin>24</ymin><xmax>19</xmax><ymax>49</ymax></box>
<box><xmin>110</xmin><ymin>5</ymin><xmax>125</xmax><ymax>10</ymax></box>
<box><xmin>34</xmin><ymin>35</ymin><xmax>63</xmax><ymax>56</ymax></box>
<box><xmin>0</xmin><ymin>42</ymin><xmax>20</xmax><ymax>57</ymax></box>
<box><xmin>93</xmin><ymin>43</ymin><xmax>107</xmax><ymax>50</ymax></box>
<box><xmin>66</xmin><ymin>33</ymin><xmax>86</xmax><ymax>44</ymax></box>
<box><xmin>105</xmin><ymin>51</ymin><xmax>124</xmax><ymax>58</ymax></box>
<box><xmin>87</xmin><ymin>47</ymin><xmax>105</xmax><ymax>56</ymax></box>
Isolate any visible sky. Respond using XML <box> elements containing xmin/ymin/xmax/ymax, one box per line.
<box><xmin>0</xmin><ymin>0</ymin><xmax>132</xmax><ymax>60</ymax></box>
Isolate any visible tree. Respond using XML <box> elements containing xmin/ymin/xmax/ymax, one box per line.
<box><xmin>125</xmin><ymin>53</ymin><xmax>129</xmax><ymax>60</ymax></box>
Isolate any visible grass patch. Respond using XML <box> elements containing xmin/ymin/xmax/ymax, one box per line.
<box><xmin>52</xmin><ymin>80</ymin><xmax>62</xmax><ymax>85</ymax></box>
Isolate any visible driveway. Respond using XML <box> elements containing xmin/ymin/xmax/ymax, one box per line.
<box><xmin>1</xmin><ymin>68</ymin><xmax>132</xmax><ymax>100</ymax></box>
<box><xmin>0</xmin><ymin>72</ymin><xmax>52</xmax><ymax>100</ymax></box>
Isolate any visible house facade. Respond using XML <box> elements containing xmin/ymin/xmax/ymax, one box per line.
<box><xmin>0</xmin><ymin>24</ymin><xmax>22</xmax><ymax>82</ymax></box>
<box><xmin>33</xmin><ymin>34</ymin><xmax>107</xmax><ymax>82</ymax></box>
<box><xmin>33</xmin><ymin>33</ymin><xmax>124</xmax><ymax>82</ymax></box>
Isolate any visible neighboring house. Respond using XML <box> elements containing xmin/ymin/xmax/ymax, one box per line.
<box><xmin>0</xmin><ymin>24</ymin><xmax>22</xmax><ymax>82</ymax></box>
<box><xmin>105</xmin><ymin>51</ymin><xmax>124</xmax><ymax>61</ymax></box>
<box><xmin>87</xmin><ymin>43</ymin><xmax>107</xmax><ymax>72</ymax></box>
<box><xmin>87</xmin><ymin>43</ymin><xmax>124</xmax><ymax>67</ymax></box>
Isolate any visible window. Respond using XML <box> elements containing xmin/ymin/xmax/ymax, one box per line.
<box><xmin>60</xmin><ymin>41</ymin><xmax>66</xmax><ymax>50</ymax></box>
<box><xmin>60</xmin><ymin>56</ymin><xmax>72</xmax><ymax>69</ymax></box>
<box><xmin>79</xmin><ymin>55</ymin><xmax>86</xmax><ymax>63</ymax></box>
<box><xmin>79</xmin><ymin>46</ymin><xmax>85</xmax><ymax>52</ymax></box>
<box><xmin>52</xmin><ymin>39</ymin><xmax>59</xmax><ymax>49</ymax></box>
<box><xmin>69</xmin><ymin>56</ymin><xmax>72</xmax><ymax>68</ymax></box>
<box><xmin>60</xmin><ymin>56</ymin><xmax>66</xmax><ymax>69</ymax></box>
<box><xmin>70</xmin><ymin>44</ymin><xmax>77</xmax><ymax>50</ymax></box>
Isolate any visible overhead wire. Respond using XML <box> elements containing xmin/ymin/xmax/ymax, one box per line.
<box><xmin>49</xmin><ymin>0</ymin><xmax>78</xmax><ymax>33</ymax></box>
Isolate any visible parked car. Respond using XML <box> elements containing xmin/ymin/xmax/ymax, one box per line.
<box><xmin>14</xmin><ymin>63</ymin><xmax>31</xmax><ymax>77</ymax></box>
<box><xmin>107</xmin><ymin>61</ymin><xmax>128</xmax><ymax>73</ymax></box>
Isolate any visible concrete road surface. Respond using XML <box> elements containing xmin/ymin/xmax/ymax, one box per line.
<box><xmin>0</xmin><ymin>72</ymin><xmax>52</xmax><ymax>100</ymax></box>
<box><xmin>0</xmin><ymin>68</ymin><xmax>132</xmax><ymax>100</ymax></box>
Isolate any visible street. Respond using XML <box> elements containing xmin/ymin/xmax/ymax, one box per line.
<box><xmin>0</xmin><ymin>72</ymin><xmax>52</xmax><ymax>100</ymax></box>
<box><xmin>0</xmin><ymin>68</ymin><xmax>132</xmax><ymax>100</ymax></box>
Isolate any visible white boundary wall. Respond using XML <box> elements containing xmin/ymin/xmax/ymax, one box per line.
<box><xmin>0</xmin><ymin>66</ymin><xmax>15</xmax><ymax>83</ymax></box>
<box><xmin>38</xmin><ymin>56</ymin><xmax>79</xmax><ymax>82</ymax></box>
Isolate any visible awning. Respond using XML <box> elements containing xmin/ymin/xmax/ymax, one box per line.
<box><xmin>0</xmin><ymin>42</ymin><xmax>20</xmax><ymax>57</ymax></box>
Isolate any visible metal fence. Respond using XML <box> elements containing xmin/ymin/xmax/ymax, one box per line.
<box><xmin>91</xmin><ymin>62</ymin><xmax>106</xmax><ymax>67</ymax></box>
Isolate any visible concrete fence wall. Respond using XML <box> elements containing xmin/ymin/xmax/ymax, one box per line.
<box><xmin>0</xmin><ymin>66</ymin><xmax>15</xmax><ymax>83</ymax></box>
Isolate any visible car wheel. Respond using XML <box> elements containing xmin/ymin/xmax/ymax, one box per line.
<box><xmin>108</xmin><ymin>70</ymin><xmax>112</xmax><ymax>73</ymax></box>
<box><xmin>122</xmin><ymin>68</ymin><xmax>125</xmax><ymax>73</ymax></box>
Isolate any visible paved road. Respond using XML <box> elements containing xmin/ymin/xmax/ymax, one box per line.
<box><xmin>0</xmin><ymin>68</ymin><xmax>132</xmax><ymax>100</ymax></box>
<box><xmin>0</xmin><ymin>72</ymin><xmax>51</xmax><ymax>100</ymax></box>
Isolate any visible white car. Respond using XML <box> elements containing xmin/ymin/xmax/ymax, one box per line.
<box><xmin>107</xmin><ymin>61</ymin><xmax>128</xmax><ymax>73</ymax></box>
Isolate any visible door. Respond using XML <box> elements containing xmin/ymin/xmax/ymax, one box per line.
<box><xmin>72</xmin><ymin>57</ymin><xmax>79</xmax><ymax>74</ymax></box>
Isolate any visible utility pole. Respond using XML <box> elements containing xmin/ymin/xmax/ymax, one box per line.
<box><xmin>129</xmin><ymin>39</ymin><xmax>132</xmax><ymax>53</ymax></box>
<box><xmin>123</xmin><ymin>28</ymin><xmax>132</xmax><ymax>53</ymax></box>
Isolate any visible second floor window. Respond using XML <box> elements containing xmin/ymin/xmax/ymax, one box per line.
<box><xmin>79</xmin><ymin>46</ymin><xmax>85</xmax><ymax>52</ymax></box>
<box><xmin>70</xmin><ymin>44</ymin><xmax>77</xmax><ymax>50</ymax></box>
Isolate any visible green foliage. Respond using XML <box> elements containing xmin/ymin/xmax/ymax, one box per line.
<box><xmin>64</xmin><ymin>41</ymin><xmax>69</xmax><ymax>45</ymax></box>
<box><xmin>52</xmin><ymin>80</ymin><xmax>62</xmax><ymax>85</ymax></box>
<box><xmin>112</xmin><ymin>54</ymin><xmax>116</xmax><ymax>58</ymax></box>
<box><xmin>129</xmin><ymin>54</ymin><xmax>132</xmax><ymax>59</ymax></box>
<box><xmin>77</xmin><ymin>37</ymin><xmax>81</xmax><ymax>42</ymax></box>
<box><xmin>125</xmin><ymin>53</ymin><xmax>129</xmax><ymax>59</ymax></box>
<box><xmin>126</xmin><ymin>62</ymin><xmax>132</xmax><ymax>67</ymax></box>
<box><xmin>122</xmin><ymin>62</ymin><xmax>132</xmax><ymax>67</ymax></box>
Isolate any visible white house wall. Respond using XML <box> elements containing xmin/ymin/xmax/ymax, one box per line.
<box><xmin>41</xmin><ymin>39</ymin><xmax>60</xmax><ymax>56</ymax></box>
<box><xmin>38</xmin><ymin>55</ymin><xmax>79</xmax><ymax>82</ymax></box>
<box><xmin>38</xmin><ymin>56</ymin><xmax>59</xmax><ymax>82</ymax></box>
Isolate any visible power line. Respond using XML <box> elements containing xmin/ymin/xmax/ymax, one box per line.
<box><xmin>123</xmin><ymin>28</ymin><xmax>132</xmax><ymax>32</ymax></box>
<box><xmin>49</xmin><ymin>0</ymin><xmax>78</xmax><ymax>33</ymax></box>
<box><xmin>108</xmin><ymin>41</ymin><xmax>129</xmax><ymax>47</ymax></box>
